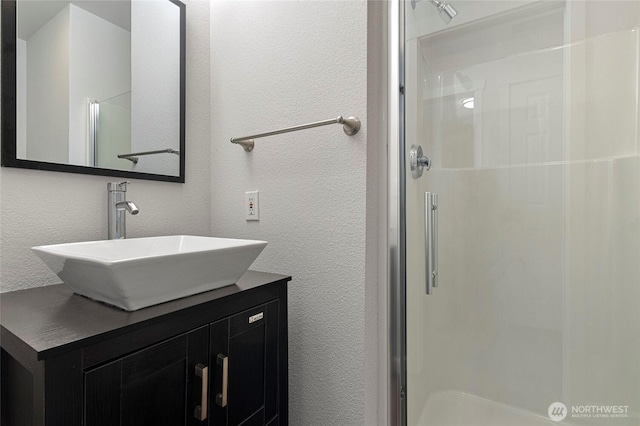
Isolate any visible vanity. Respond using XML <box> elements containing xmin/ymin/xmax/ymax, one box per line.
<box><xmin>0</xmin><ymin>271</ymin><xmax>290</xmax><ymax>426</ymax></box>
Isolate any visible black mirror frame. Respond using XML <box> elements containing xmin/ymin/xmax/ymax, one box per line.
<box><xmin>1</xmin><ymin>0</ymin><xmax>186</xmax><ymax>183</ymax></box>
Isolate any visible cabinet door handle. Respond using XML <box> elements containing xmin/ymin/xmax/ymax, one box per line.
<box><xmin>194</xmin><ymin>364</ymin><xmax>209</xmax><ymax>420</ymax></box>
<box><xmin>216</xmin><ymin>354</ymin><xmax>229</xmax><ymax>408</ymax></box>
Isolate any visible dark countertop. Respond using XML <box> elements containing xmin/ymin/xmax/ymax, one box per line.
<box><xmin>0</xmin><ymin>270</ymin><xmax>290</xmax><ymax>365</ymax></box>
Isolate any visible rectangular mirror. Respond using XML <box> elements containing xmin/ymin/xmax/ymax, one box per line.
<box><xmin>1</xmin><ymin>0</ymin><xmax>185</xmax><ymax>183</ymax></box>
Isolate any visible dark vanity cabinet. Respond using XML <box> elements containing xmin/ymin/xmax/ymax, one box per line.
<box><xmin>1</xmin><ymin>271</ymin><xmax>289</xmax><ymax>426</ymax></box>
<box><xmin>210</xmin><ymin>302</ymin><xmax>280</xmax><ymax>426</ymax></box>
<box><xmin>84</xmin><ymin>327</ymin><xmax>210</xmax><ymax>426</ymax></box>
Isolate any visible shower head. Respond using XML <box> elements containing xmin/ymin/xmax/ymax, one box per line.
<box><xmin>411</xmin><ymin>0</ymin><xmax>458</xmax><ymax>25</ymax></box>
<box><xmin>432</xmin><ymin>0</ymin><xmax>457</xmax><ymax>24</ymax></box>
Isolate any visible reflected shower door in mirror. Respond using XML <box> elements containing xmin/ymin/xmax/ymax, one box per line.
<box><xmin>1</xmin><ymin>0</ymin><xmax>185</xmax><ymax>183</ymax></box>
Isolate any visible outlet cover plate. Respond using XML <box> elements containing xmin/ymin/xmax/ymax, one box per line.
<box><xmin>245</xmin><ymin>191</ymin><xmax>259</xmax><ymax>221</ymax></box>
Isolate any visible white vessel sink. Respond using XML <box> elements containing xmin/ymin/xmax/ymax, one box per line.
<box><xmin>32</xmin><ymin>235</ymin><xmax>267</xmax><ymax>311</ymax></box>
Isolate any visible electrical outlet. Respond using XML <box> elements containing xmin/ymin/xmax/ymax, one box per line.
<box><xmin>245</xmin><ymin>191</ymin><xmax>259</xmax><ymax>221</ymax></box>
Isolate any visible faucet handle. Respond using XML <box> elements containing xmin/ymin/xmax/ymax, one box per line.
<box><xmin>107</xmin><ymin>181</ymin><xmax>130</xmax><ymax>192</ymax></box>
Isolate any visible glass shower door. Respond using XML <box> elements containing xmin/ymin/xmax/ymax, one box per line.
<box><xmin>94</xmin><ymin>91</ymin><xmax>132</xmax><ymax>170</ymax></box>
<box><xmin>403</xmin><ymin>1</ymin><xmax>640</xmax><ymax>425</ymax></box>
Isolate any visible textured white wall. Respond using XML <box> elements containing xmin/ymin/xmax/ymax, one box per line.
<box><xmin>0</xmin><ymin>0</ymin><xmax>212</xmax><ymax>292</ymax></box>
<box><xmin>210</xmin><ymin>1</ymin><xmax>370</xmax><ymax>424</ymax></box>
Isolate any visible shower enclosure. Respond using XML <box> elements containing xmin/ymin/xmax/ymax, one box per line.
<box><xmin>89</xmin><ymin>91</ymin><xmax>133</xmax><ymax>170</ymax></box>
<box><xmin>390</xmin><ymin>0</ymin><xmax>640</xmax><ymax>425</ymax></box>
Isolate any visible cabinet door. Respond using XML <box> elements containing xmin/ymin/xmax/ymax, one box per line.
<box><xmin>210</xmin><ymin>301</ymin><xmax>279</xmax><ymax>426</ymax></box>
<box><xmin>84</xmin><ymin>326</ymin><xmax>209</xmax><ymax>426</ymax></box>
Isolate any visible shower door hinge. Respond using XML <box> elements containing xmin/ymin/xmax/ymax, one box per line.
<box><xmin>400</xmin><ymin>386</ymin><xmax>406</xmax><ymax>399</ymax></box>
<box><xmin>399</xmin><ymin>84</ymin><xmax>405</xmax><ymax>95</ymax></box>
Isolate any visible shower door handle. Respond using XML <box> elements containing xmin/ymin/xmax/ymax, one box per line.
<box><xmin>425</xmin><ymin>192</ymin><xmax>438</xmax><ymax>294</ymax></box>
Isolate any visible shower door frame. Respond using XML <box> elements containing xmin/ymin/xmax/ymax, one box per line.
<box><xmin>388</xmin><ymin>0</ymin><xmax>407</xmax><ymax>425</ymax></box>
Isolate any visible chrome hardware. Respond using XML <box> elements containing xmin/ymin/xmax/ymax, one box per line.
<box><xmin>107</xmin><ymin>181</ymin><xmax>129</xmax><ymax>192</ymax></box>
<box><xmin>230</xmin><ymin>115</ymin><xmax>361</xmax><ymax>152</ymax></box>
<box><xmin>249</xmin><ymin>312</ymin><xmax>264</xmax><ymax>324</ymax></box>
<box><xmin>117</xmin><ymin>148</ymin><xmax>180</xmax><ymax>164</ymax></box>
<box><xmin>88</xmin><ymin>100</ymin><xmax>99</xmax><ymax>166</ymax></box>
<box><xmin>107</xmin><ymin>181</ymin><xmax>139</xmax><ymax>240</ymax></box>
<box><xmin>410</xmin><ymin>145</ymin><xmax>431</xmax><ymax>179</ymax></box>
<box><xmin>432</xmin><ymin>193</ymin><xmax>438</xmax><ymax>288</ymax></box>
<box><xmin>215</xmin><ymin>354</ymin><xmax>229</xmax><ymax>408</ymax></box>
<box><xmin>234</xmin><ymin>139</ymin><xmax>255</xmax><ymax>152</ymax></box>
<box><xmin>194</xmin><ymin>364</ymin><xmax>209</xmax><ymax>421</ymax></box>
<box><xmin>411</xmin><ymin>0</ymin><xmax>458</xmax><ymax>25</ymax></box>
<box><xmin>425</xmin><ymin>192</ymin><xmax>438</xmax><ymax>294</ymax></box>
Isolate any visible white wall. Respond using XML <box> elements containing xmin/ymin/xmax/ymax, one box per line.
<box><xmin>210</xmin><ymin>1</ymin><xmax>374</xmax><ymax>424</ymax></box>
<box><xmin>0</xmin><ymin>0</ymin><xmax>212</xmax><ymax>292</ymax></box>
<box><xmin>25</xmin><ymin>6</ymin><xmax>69</xmax><ymax>164</ymax></box>
<box><xmin>131</xmin><ymin>0</ymin><xmax>181</xmax><ymax>176</ymax></box>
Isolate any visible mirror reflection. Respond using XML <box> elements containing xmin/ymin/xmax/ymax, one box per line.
<box><xmin>14</xmin><ymin>0</ymin><xmax>182</xmax><ymax>178</ymax></box>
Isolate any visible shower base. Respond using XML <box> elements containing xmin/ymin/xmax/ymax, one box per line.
<box><xmin>416</xmin><ymin>391</ymin><xmax>566</xmax><ymax>426</ymax></box>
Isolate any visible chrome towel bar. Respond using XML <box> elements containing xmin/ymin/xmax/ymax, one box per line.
<box><xmin>230</xmin><ymin>115</ymin><xmax>361</xmax><ymax>152</ymax></box>
<box><xmin>118</xmin><ymin>148</ymin><xmax>180</xmax><ymax>164</ymax></box>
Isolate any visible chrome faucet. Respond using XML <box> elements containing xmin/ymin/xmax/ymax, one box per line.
<box><xmin>107</xmin><ymin>182</ymin><xmax>139</xmax><ymax>239</ymax></box>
